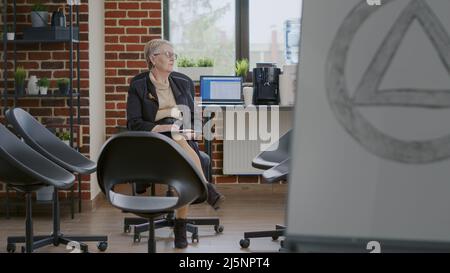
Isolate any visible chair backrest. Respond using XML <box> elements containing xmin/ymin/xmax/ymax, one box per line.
<box><xmin>97</xmin><ymin>131</ymin><xmax>208</xmax><ymax>209</ymax></box>
<box><xmin>6</xmin><ymin>108</ymin><xmax>96</xmax><ymax>174</ymax></box>
<box><xmin>253</xmin><ymin>130</ymin><xmax>292</xmax><ymax>169</ymax></box>
<box><xmin>0</xmin><ymin>123</ymin><xmax>74</xmax><ymax>189</ymax></box>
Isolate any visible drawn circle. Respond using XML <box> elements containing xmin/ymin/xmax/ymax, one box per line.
<box><xmin>326</xmin><ymin>0</ymin><xmax>450</xmax><ymax>163</ymax></box>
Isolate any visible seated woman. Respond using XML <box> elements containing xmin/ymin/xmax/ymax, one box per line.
<box><xmin>126</xmin><ymin>39</ymin><xmax>225</xmax><ymax>249</ymax></box>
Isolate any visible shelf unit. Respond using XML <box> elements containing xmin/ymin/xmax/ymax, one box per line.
<box><xmin>2</xmin><ymin>0</ymin><xmax>83</xmax><ymax>219</ymax></box>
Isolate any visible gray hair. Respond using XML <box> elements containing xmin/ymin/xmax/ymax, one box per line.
<box><xmin>144</xmin><ymin>39</ymin><xmax>173</xmax><ymax>69</ymax></box>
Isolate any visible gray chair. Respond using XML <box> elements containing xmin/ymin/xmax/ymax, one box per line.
<box><xmin>97</xmin><ymin>131</ymin><xmax>221</xmax><ymax>253</ymax></box>
<box><xmin>0</xmin><ymin>123</ymin><xmax>75</xmax><ymax>253</ymax></box>
<box><xmin>5</xmin><ymin>107</ymin><xmax>108</xmax><ymax>252</ymax></box>
<box><xmin>239</xmin><ymin>130</ymin><xmax>291</xmax><ymax>249</ymax></box>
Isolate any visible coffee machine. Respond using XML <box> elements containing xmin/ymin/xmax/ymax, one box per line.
<box><xmin>252</xmin><ymin>63</ymin><xmax>281</xmax><ymax>105</ymax></box>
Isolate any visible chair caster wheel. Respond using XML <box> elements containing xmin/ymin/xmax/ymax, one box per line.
<box><xmin>192</xmin><ymin>233</ymin><xmax>199</xmax><ymax>243</ymax></box>
<box><xmin>272</xmin><ymin>235</ymin><xmax>279</xmax><ymax>241</ymax></box>
<box><xmin>134</xmin><ymin>233</ymin><xmax>141</xmax><ymax>243</ymax></box>
<box><xmin>214</xmin><ymin>225</ymin><xmax>224</xmax><ymax>233</ymax></box>
<box><xmin>7</xmin><ymin>243</ymin><xmax>16</xmax><ymax>253</ymax></box>
<box><xmin>97</xmin><ymin>241</ymin><xmax>108</xmax><ymax>251</ymax></box>
<box><xmin>240</xmin><ymin>239</ymin><xmax>250</xmax><ymax>248</ymax></box>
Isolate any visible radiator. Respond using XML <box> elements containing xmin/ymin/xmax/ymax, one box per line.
<box><xmin>223</xmin><ymin>140</ymin><xmax>264</xmax><ymax>175</ymax></box>
<box><xmin>223</xmin><ymin>110</ymin><xmax>293</xmax><ymax>175</ymax></box>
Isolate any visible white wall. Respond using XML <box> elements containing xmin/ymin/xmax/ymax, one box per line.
<box><xmin>88</xmin><ymin>0</ymin><xmax>105</xmax><ymax>200</ymax></box>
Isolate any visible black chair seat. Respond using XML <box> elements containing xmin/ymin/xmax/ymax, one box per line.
<box><xmin>251</xmin><ymin>131</ymin><xmax>291</xmax><ymax>170</ymax></box>
<box><xmin>6</xmin><ymin>108</ymin><xmax>96</xmax><ymax>175</ymax></box>
<box><xmin>0</xmin><ymin>124</ymin><xmax>75</xmax><ymax>189</ymax></box>
<box><xmin>262</xmin><ymin>159</ymin><xmax>290</xmax><ymax>183</ymax></box>
<box><xmin>252</xmin><ymin>155</ymin><xmax>287</xmax><ymax>170</ymax></box>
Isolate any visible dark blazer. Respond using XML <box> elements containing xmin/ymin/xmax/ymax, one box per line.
<box><xmin>127</xmin><ymin>71</ymin><xmax>196</xmax><ymax>132</ymax></box>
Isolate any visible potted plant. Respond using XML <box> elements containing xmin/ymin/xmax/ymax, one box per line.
<box><xmin>59</xmin><ymin>131</ymin><xmax>71</xmax><ymax>145</ymax></box>
<box><xmin>197</xmin><ymin>57</ymin><xmax>214</xmax><ymax>68</ymax></box>
<box><xmin>31</xmin><ymin>2</ymin><xmax>49</xmax><ymax>28</ymax></box>
<box><xmin>195</xmin><ymin>57</ymin><xmax>214</xmax><ymax>79</ymax></box>
<box><xmin>57</xmin><ymin>78</ymin><xmax>70</xmax><ymax>95</ymax></box>
<box><xmin>235</xmin><ymin>58</ymin><xmax>250</xmax><ymax>83</ymax></box>
<box><xmin>6</xmin><ymin>25</ymin><xmax>15</xmax><ymax>40</ymax></box>
<box><xmin>37</xmin><ymin>77</ymin><xmax>50</xmax><ymax>95</ymax></box>
<box><xmin>14</xmin><ymin>66</ymin><xmax>26</xmax><ymax>96</ymax></box>
<box><xmin>176</xmin><ymin>57</ymin><xmax>214</xmax><ymax>81</ymax></box>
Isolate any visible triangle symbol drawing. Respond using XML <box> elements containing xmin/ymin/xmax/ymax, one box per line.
<box><xmin>352</xmin><ymin>0</ymin><xmax>450</xmax><ymax>108</ymax></box>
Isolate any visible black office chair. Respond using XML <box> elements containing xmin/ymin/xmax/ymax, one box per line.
<box><xmin>0</xmin><ymin>123</ymin><xmax>75</xmax><ymax>253</ymax></box>
<box><xmin>116</xmin><ymin>125</ymin><xmax>215</xmax><ymax>233</ymax></box>
<box><xmin>239</xmin><ymin>130</ymin><xmax>291</xmax><ymax>249</ymax></box>
<box><xmin>97</xmin><ymin>131</ymin><xmax>219</xmax><ymax>252</ymax></box>
<box><xmin>5</xmin><ymin>108</ymin><xmax>108</xmax><ymax>252</ymax></box>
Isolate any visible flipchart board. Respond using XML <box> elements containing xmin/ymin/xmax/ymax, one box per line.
<box><xmin>286</xmin><ymin>0</ymin><xmax>450</xmax><ymax>252</ymax></box>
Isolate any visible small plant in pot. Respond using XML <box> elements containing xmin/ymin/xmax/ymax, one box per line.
<box><xmin>57</xmin><ymin>78</ymin><xmax>70</xmax><ymax>95</ymax></box>
<box><xmin>31</xmin><ymin>2</ymin><xmax>49</xmax><ymax>28</ymax></box>
<box><xmin>37</xmin><ymin>77</ymin><xmax>49</xmax><ymax>95</ymax></box>
<box><xmin>235</xmin><ymin>58</ymin><xmax>249</xmax><ymax>83</ymax></box>
<box><xmin>176</xmin><ymin>56</ymin><xmax>214</xmax><ymax>81</ymax></box>
<box><xmin>58</xmin><ymin>131</ymin><xmax>71</xmax><ymax>145</ymax></box>
<box><xmin>197</xmin><ymin>57</ymin><xmax>214</xmax><ymax>68</ymax></box>
<box><xmin>177</xmin><ymin>57</ymin><xmax>196</xmax><ymax>68</ymax></box>
<box><xmin>15</xmin><ymin>66</ymin><xmax>26</xmax><ymax>96</ymax></box>
<box><xmin>6</xmin><ymin>25</ymin><xmax>15</xmax><ymax>40</ymax></box>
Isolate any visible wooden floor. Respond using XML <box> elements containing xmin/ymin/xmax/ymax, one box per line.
<box><xmin>0</xmin><ymin>191</ymin><xmax>286</xmax><ymax>253</ymax></box>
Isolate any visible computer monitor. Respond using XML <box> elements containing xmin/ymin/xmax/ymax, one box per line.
<box><xmin>200</xmin><ymin>76</ymin><xmax>243</xmax><ymax>104</ymax></box>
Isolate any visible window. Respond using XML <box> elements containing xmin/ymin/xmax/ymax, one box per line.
<box><xmin>164</xmin><ymin>0</ymin><xmax>302</xmax><ymax>75</ymax></box>
<box><xmin>167</xmin><ymin>0</ymin><xmax>236</xmax><ymax>75</ymax></box>
<box><xmin>249</xmin><ymin>0</ymin><xmax>302</xmax><ymax>69</ymax></box>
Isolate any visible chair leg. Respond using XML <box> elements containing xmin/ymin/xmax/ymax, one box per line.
<box><xmin>148</xmin><ymin>217</ymin><xmax>156</xmax><ymax>253</ymax></box>
<box><xmin>5</xmin><ymin>185</ymin><xmax>10</xmax><ymax>219</ymax></box>
<box><xmin>25</xmin><ymin>193</ymin><xmax>33</xmax><ymax>253</ymax></box>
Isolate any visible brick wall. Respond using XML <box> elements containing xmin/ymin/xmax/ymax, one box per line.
<box><xmin>104</xmin><ymin>0</ymin><xmax>261</xmax><ymax>185</ymax></box>
<box><xmin>104</xmin><ymin>0</ymin><xmax>162</xmax><ymax>137</ymax></box>
<box><xmin>0</xmin><ymin>0</ymin><xmax>91</xmax><ymax>199</ymax></box>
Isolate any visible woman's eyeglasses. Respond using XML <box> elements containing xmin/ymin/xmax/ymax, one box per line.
<box><xmin>153</xmin><ymin>51</ymin><xmax>178</xmax><ymax>60</ymax></box>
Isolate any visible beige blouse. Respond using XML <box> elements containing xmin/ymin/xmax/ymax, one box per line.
<box><xmin>149</xmin><ymin>72</ymin><xmax>182</xmax><ymax>122</ymax></box>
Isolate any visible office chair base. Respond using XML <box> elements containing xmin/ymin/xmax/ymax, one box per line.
<box><xmin>7</xmin><ymin>234</ymin><xmax>108</xmax><ymax>253</ymax></box>
<box><xmin>125</xmin><ymin>215</ymin><xmax>223</xmax><ymax>244</ymax></box>
<box><xmin>240</xmin><ymin>225</ymin><xmax>286</xmax><ymax>249</ymax></box>
<box><xmin>6</xmin><ymin>189</ymin><xmax>108</xmax><ymax>253</ymax></box>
